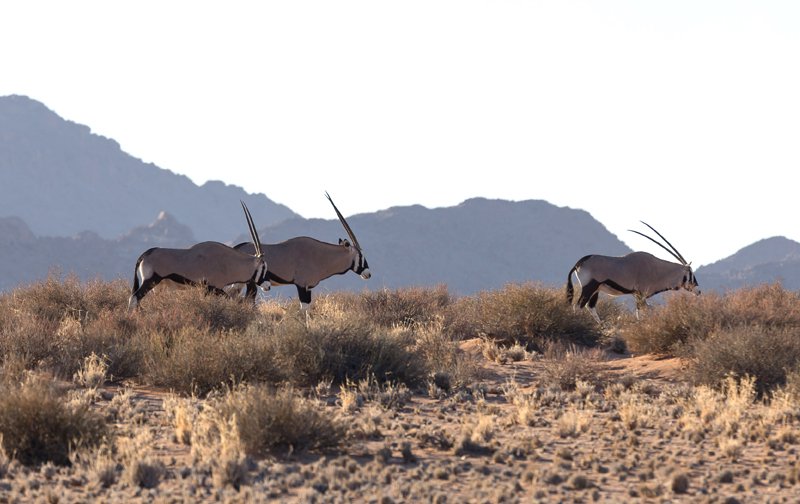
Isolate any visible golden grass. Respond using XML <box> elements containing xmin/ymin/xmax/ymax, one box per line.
<box><xmin>0</xmin><ymin>373</ymin><xmax>109</xmax><ymax>466</ymax></box>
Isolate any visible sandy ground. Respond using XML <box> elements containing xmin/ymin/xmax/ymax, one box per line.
<box><xmin>3</xmin><ymin>341</ymin><xmax>799</xmax><ymax>503</ymax></box>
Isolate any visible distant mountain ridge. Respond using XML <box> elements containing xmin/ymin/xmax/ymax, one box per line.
<box><xmin>0</xmin><ymin>95</ymin><xmax>297</xmax><ymax>241</ymax></box>
<box><xmin>2</xmin><ymin>94</ymin><xmax>800</xmax><ymax>296</ymax></box>
<box><xmin>695</xmin><ymin>237</ymin><xmax>800</xmax><ymax>291</ymax></box>
<box><xmin>238</xmin><ymin>197</ymin><xmax>633</xmax><ymax>295</ymax></box>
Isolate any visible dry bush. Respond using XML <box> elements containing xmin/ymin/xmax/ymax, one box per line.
<box><xmin>623</xmin><ymin>291</ymin><xmax>721</xmax><ymax>354</ymax></box>
<box><xmin>0</xmin><ymin>278</ymin><xmax>140</xmax><ymax>380</ymax></box>
<box><xmin>133</xmin><ymin>284</ymin><xmax>257</xmax><ymax>333</ymax></box>
<box><xmin>721</xmin><ymin>283</ymin><xmax>800</xmax><ymax>327</ymax></box>
<box><xmin>203</xmin><ymin>384</ymin><xmax>346</xmax><ymax>456</ymax></box>
<box><xmin>357</xmin><ymin>285</ymin><xmax>452</xmax><ymax>327</ymax></box>
<box><xmin>412</xmin><ymin>320</ymin><xmax>479</xmax><ymax>392</ymax></box>
<box><xmin>142</xmin><ymin>324</ymin><xmax>280</xmax><ymax>395</ymax></box>
<box><xmin>690</xmin><ymin>326</ymin><xmax>800</xmax><ymax>396</ymax></box>
<box><xmin>538</xmin><ymin>340</ymin><xmax>606</xmax><ymax>390</ymax></box>
<box><xmin>0</xmin><ymin>374</ymin><xmax>109</xmax><ymax>466</ymax></box>
<box><xmin>268</xmin><ymin>315</ymin><xmax>426</xmax><ymax>387</ymax></box>
<box><xmin>625</xmin><ymin>284</ymin><xmax>800</xmax><ymax>356</ymax></box>
<box><xmin>447</xmin><ymin>283</ymin><xmax>604</xmax><ymax>349</ymax></box>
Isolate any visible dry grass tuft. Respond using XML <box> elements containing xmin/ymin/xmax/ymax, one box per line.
<box><xmin>70</xmin><ymin>442</ymin><xmax>118</xmax><ymax>488</ymax></box>
<box><xmin>538</xmin><ymin>340</ymin><xmax>606</xmax><ymax>390</ymax></box>
<box><xmin>555</xmin><ymin>406</ymin><xmax>592</xmax><ymax>438</ymax></box>
<box><xmin>119</xmin><ymin>430</ymin><xmax>165</xmax><ymax>489</ymax></box>
<box><xmin>202</xmin><ymin>384</ymin><xmax>346</xmax><ymax>456</ymax></box>
<box><xmin>454</xmin><ymin>413</ymin><xmax>496</xmax><ymax>455</ymax></box>
<box><xmin>0</xmin><ymin>373</ymin><xmax>109</xmax><ymax>466</ymax></box>
<box><xmin>72</xmin><ymin>352</ymin><xmax>109</xmax><ymax>388</ymax></box>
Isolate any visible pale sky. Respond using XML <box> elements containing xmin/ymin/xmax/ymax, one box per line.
<box><xmin>2</xmin><ymin>1</ymin><xmax>799</xmax><ymax>266</ymax></box>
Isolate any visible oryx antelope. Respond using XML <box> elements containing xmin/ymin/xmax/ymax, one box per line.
<box><xmin>565</xmin><ymin>222</ymin><xmax>700</xmax><ymax>323</ymax></box>
<box><xmin>234</xmin><ymin>192</ymin><xmax>370</xmax><ymax>313</ymax></box>
<box><xmin>128</xmin><ymin>201</ymin><xmax>268</xmax><ymax>309</ymax></box>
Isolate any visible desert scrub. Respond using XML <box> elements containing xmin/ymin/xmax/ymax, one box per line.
<box><xmin>198</xmin><ymin>384</ymin><xmax>346</xmax><ymax>456</ymax></box>
<box><xmin>623</xmin><ymin>291</ymin><xmax>721</xmax><ymax>354</ymax></box>
<box><xmin>449</xmin><ymin>283</ymin><xmax>604</xmax><ymax>349</ymax></box>
<box><xmin>0</xmin><ymin>275</ymin><xmax>127</xmax><ymax>326</ymax></box>
<box><xmin>357</xmin><ymin>285</ymin><xmax>452</xmax><ymax>327</ymax></box>
<box><xmin>538</xmin><ymin>340</ymin><xmax>606</xmax><ymax>390</ymax></box>
<box><xmin>690</xmin><ymin>326</ymin><xmax>800</xmax><ymax>396</ymax></box>
<box><xmin>141</xmin><ymin>324</ymin><xmax>280</xmax><ymax>395</ymax></box>
<box><xmin>0</xmin><ymin>373</ymin><xmax>109</xmax><ymax>466</ymax></box>
<box><xmin>412</xmin><ymin>320</ymin><xmax>478</xmax><ymax>392</ymax></box>
<box><xmin>625</xmin><ymin>283</ymin><xmax>800</xmax><ymax>356</ymax></box>
<box><xmin>268</xmin><ymin>315</ymin><xmax>426</xmax><ymax>387</ymax></box>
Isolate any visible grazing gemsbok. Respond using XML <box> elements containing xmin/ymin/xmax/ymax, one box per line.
<box><xmin>127</xmin><ymin>201</ymin><xmax>268</xmax><ymax>309</ymax></box>
<box><xmin>565</xmin><ymin>222</ymin><xmax>700</xmax><ymax>323</ymax></box>
<box><xmin>234</xmin><ymin>192</ymin><xmax>371</xmax><ymax>314</ymax></box>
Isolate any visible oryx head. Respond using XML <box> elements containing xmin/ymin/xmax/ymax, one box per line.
<box><xmin>240</xmin><ymin>200</ymin><xmax>269</xmax><ymax>286</ymax></box>
<box><xmin>325</xmin><ymin>192</ymin><xmax>371</xmax><ymax>279</ymax></box>
<box><xmin>629</xmin><ymin>221</ymin><xmax>700</xmax><ymax>296</ymax></box>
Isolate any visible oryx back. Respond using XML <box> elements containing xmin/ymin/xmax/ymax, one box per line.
<box><xmin>139</xmin><ymin>242</ymin><xmax>264</xmax><ymax>290</ymax></box>
<box><xmin>236</xmin><ymin>237</ymin><xmax>359</xmax><ymax>289</ymax></box>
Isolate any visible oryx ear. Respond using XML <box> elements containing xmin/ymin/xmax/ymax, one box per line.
<box><xmin>339</xmin><ymin>238</ymin><xmax>351</xmax><ymax>247</ymax></box>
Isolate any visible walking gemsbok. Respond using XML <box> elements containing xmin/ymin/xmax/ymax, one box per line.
<box><xmin>234</xmin><ymin>192</ymin><xmax>370</xmax><ymax>314</ymax></box>
<box><xmin>566</xmin><ymin>221</ymin><xmax>700</xmax><ymax>323</ymax></box>
<box><xmin>128</xmin><ymin>201</ymin><xmax>268</xmax><ymax>309</ymax></box>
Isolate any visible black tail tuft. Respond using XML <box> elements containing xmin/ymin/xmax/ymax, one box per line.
<box><xmin>566</xmin><ymin>266</ymin><xmax>576</xmax><ymax>304</ymax></box>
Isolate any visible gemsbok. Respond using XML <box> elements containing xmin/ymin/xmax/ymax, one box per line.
<box><xmin>234</xmin><ymin>192</ymin><xmax>370</xmax><ymax>314</ymax></box>
<box><xmin>566</xmin><ymin>221</ymin><xmax>700</xmax><ymax>323</ymax></box>
<box><xmin>128</xmin><ymin>201</ymin><xmax>268</xmax><ymax>309</ymax></box>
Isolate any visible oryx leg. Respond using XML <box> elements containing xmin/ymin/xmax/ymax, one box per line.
<box><xmin>128</xmin><ymin>276</ymin><xmax>161</xmax><ymax>310</ymax></box>
<box><xmin>586</xmin><ymin>290</ymin><xmax>602</xmax><ymax>324</ymax></box>
<box><xmin>296</xmin><ymin>286</ymin><xmax>312</xmax><ymax>325</ymax></box>
<box><xmin>244</xmin><ymin>282</ymin><xmax>259</xmax><ymax>304</ymax></box>
<box><xmin>634</xmin><ymin>294</ymin><xmax>649</xmax><ymax>320</ymax></box>
<box><xmin>576</xmin><ymin>280</ymin><xmax>602</xmax><ymax>323</ymax></box>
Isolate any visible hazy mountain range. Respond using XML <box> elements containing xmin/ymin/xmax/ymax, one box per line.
<box><xmin>2</xmin><ymin>94</ymin><xmax>799</xmax><ymax>296</ymax></box>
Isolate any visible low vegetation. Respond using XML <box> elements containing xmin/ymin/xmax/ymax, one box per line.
<box><xmin>0</xmin><ymin>277</ymin><xmax>799</xmax><ymax>501</ymax></box>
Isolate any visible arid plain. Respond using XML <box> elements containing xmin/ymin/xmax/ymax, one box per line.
<box><xmin>1</xmin><ymin>279</ymin><xmax>799</xmax><ymax>503</ymax></box>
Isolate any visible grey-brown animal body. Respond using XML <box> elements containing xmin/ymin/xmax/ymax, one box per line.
<box><xmin>234</xmin><ymin>236</ymin><xmax>370</xmax><ymax>307</ymax></box>
<box><xmin>233</xmin><ymin>192</ymin><xmax>370</xmax><ymax>311</ymax></box>
<box><xmin>128</xmin><ymin>201</ymin><xmax>267</xmax><ymax>309</ymax></box>
<box><xmin>565</xmin><ymin>222</ymin><xmax>700</xmax><ymax>323</ymax></box>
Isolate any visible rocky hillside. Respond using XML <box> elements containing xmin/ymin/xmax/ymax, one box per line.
<box><xmin>0</xmin><ymin>95</ymin><xmax>297</xmax><ymax>241</ymax></box>
<box><xmin>696</xmin><ymin>236</ymin><xmax>800</xmax><ymax>291</ymax></box>
<box><xmin>241</xmin><ymin>197</ymin><xmax>632</xmax><ymax>296</ymax></box>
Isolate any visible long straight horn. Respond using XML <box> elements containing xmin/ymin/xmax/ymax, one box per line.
<box><xmin>240</xmin><ymin>200</ymin><xmax>262</xmax><ymax>257</ymax></box>
<box><xmin>628</xmin><ymin>224</ymin><xmax>686</xmax><ymax>265</ymax></box>
<box><xmin>325</xmin><ymin>191</ymin><xmax>361</xmax><ymax>250</ymax></box>
<box><xmin>638</xmin><ymin>221</ymin><xmax>688</xmax><ymax>265</ymax></box>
